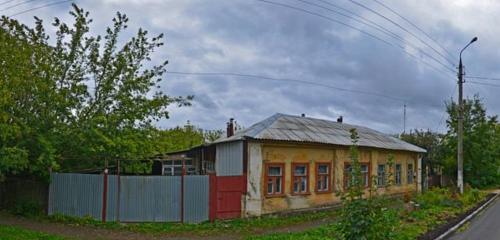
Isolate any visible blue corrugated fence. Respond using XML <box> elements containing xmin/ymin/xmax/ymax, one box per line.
<box><xmin>49</xmin><ymin>173</ymin><xmax>209</xmax><ymax>223</ymax></box>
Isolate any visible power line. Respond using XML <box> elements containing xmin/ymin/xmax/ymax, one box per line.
<box><xmin>467</xmin><ymin>80</ymin><xmax>500</xmax><ymax>88</ymax></box>
<box><xmin>256</xmin><ymin>0</ymin><xmax>393</xmax><ymax>46</ymax></box>
<box><xmin>255</xmin><ymin>0</ymin><xmax>455</xmax><ymax>78</ymax></box>
<box><xmin>167</xmin><ymin>71</ymin><xmax>407</xmax><ymax>102</ymax></box>
<box><xmin>347</xmin><ymin>0</ymin><xmax>456</xmax><ymax>67</ymax></box>
<box><xmin>296</xmin><ymin>0</ymin><xmax>455</xmax><ymax>73</ymax></box>
<box><xmin>434</xmin><ymin>84</ymin><xmax>456</xmax><ymax>133</ymax></box>
<box><xmin>371</xmin><ymin>0</ymin><xmax>456</xmax><ymax>60</ymax></box>
<box><xmin>466</xmin><ymin>76</ymin><xmax>500</xmax><ymax>81</ymax></box>
<box><xmin>0</xmin><ymin>0</ymin><xmax>37</xmax><ymax>11</ymax></box>
<box><xmin>0</xmin><ymin>0</ymin><xmax>18</xmax><ymax>7</ymax></box>
<box><xmin>8</xmin><ymin>0</ymin><xmax>72</xmax><ymax>17</ymax></box>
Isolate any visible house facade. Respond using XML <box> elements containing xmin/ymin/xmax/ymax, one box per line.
<box><xmin>160</xmin><ymin>113</ymin><xmax>425</xmax><ymax>219</ymax></box>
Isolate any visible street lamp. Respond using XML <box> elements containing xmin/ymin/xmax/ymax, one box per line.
<box><xmin>457</xmin><ymin>36</ymin><xmax>477</xmax><ymax>194</ymax></box>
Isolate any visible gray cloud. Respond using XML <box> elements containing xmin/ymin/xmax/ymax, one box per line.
<box><xmin>7</xmin><ymin>0</ymin><xmax>500</xmax><ymax>134</ymax></box>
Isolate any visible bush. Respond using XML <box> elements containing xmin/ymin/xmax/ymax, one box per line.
<box><xmin>459</xmin><ymin>188</ymin><xmax>482</xmax><ymax>207</ymax></box>
<box><xmin>11</xmin><ymin>200</ymin><xmax>43</xmax><ymax>217</ymax></box>
<box><xmin>415</xmin><ymin>188</ymin><xmax>461</xmax><ymax>209</ymax></box>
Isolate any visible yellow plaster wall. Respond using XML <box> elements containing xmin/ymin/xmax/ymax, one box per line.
<box><xmin>260</xmin><ymin>143</ymin><xmax>419</xmax><ymax>214</ymax></box>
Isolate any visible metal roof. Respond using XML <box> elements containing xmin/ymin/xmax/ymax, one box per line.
<box><xmin>213</xmin><ymin>113</ymin><xmax>426</xmax><ymax>153</ymax></box>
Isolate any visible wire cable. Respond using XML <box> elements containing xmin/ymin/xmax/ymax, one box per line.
<box><xmin>0</xmin><ymin>0</ymin><xmax>18</xmax><ymax>7</ymax></box>
<box><xmin>8</xmin><ymin>0</ymin><xmax>72</xmax><ymax>17</ymax></box>
<box><xmin>371</xmin><ymin>0</ymin><xmax>456</xmax><ymax>60</ymax></box>
<box><xmin>167</xmin><ymin>71</ymin><xmax>407</xmax><ymax>102</ymax></box>
<box><xmin>434</xmin><ymin>84</ymin><xmax>456</xmax><ymax>133</ymax></box>
<box><xmin>466</xmin><ymin>76</ymin><xmax>500</xmax><ymax>81</ymax></box>
<box><xmin>467</xmin><ymin>80</ymin><xmax>500</xmax><ymax>88</ymax></box>
<box><xmin>347</xmin><ymin>0</ymin><xmax>456</xmax><ymax>66</ymax></box>
<box><xmin>256</xmin><ymin>0</ymin><xmax>455</xmax><ymax>78</ymax></box>
<box><xmin>0</xmin><ymin>0</ymin><xmax>37</xmax><ymax>11</ymax></box>
<box><xmin>296</xmin><ymin>0</ymin><xmax>455</xmax><ymax>73</ymax></box>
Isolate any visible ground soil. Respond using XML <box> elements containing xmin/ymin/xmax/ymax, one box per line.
<box><xmin>0</xmin><ymin>212</ymin><xmax>335</xmax><ymax>240</ymax></box>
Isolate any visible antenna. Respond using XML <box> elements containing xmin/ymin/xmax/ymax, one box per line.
<box><xmin>403</xmin><ymin>104</ymin><xmax>407</xmax><ymax>134</ymax></box>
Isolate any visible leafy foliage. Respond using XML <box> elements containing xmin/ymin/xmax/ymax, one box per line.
<box><xmin>335</xmin><ymin>129</ymin><xmax>399</xmax><ymax>240</ymax></box>
<box><xmin>440</xmin><ymin>96</ymin><xmax>500</xmax><ymax>188</ymax></box>
<box><xmin>0</xmin><ymin>4</ymin><xmax>193</xmax><ymax>179</ymax></box>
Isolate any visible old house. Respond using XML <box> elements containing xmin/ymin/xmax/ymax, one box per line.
<box><xmin>158</xmin><ymin>113</ymin><xmax>426</xmax><ymax>219</ymax></box>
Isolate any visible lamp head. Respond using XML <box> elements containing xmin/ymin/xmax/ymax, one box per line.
<box><xmin>470</xmin><ymin>37</ymin><xmax>478</xmax><ymax>43</ymax></box>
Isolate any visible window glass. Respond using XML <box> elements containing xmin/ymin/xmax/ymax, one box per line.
<box><xmin>318</xmin><ymin>165</ymin><xmax>328</xmax><ymax>174</ymax></box>
<box><xmin>268</xmin><ymin>166</ymin><xmax>282</xmax><ymax>176</ymax></box>
<box><xmin>377</xmin><ymin>164</ymin><xmax>386</xmax><ymax>186</ymax></box>
<box><xmin>294</xmin><ymin>166</ymin><xmax>307</xmax><ymax>176</ymax></box>
<box><xmin>395</xmin><ymin>164</ymin><xmax>402</xmax><ymax>185</ymax></box>
<box><xmin>407</xmin><ymin>164</ymin><xmax>414</xmax><ymax>184</ymax></box>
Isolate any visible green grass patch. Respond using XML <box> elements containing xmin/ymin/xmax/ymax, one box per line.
<box><xmin>250</xmin><ymin>188</ymin><xmax>488</xmax><ymax>240</ymax></box>
<box><xmin>0</xmin><ymin>224</ymin><xmax>68</xmax><ymax>240</ymax></box>
<box><xmin>43</xmin><ymin>209</ymin><xmax>338</xmax><ymax>236</ymax></box>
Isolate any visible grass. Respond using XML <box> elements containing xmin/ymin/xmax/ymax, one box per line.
<box><xmin>41</xmin><ymin>208</ymin><xmax>339</xmax><ymax>237</ymax></box>
<box><xmin>249</xmin><ymin>188</ymin><xmax>488</xmax><ymax>240</ymax></box>
<box><xmin>0</xmin><ymin>224</ymin><xmax>68</xmax><ymax>240</ymax></box>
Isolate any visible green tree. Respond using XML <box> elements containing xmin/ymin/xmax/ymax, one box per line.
<box><xmin>0</xmin><ymin>4</ymin><xmax>192</xmax><ymax>179</ymax></box>
<box><xmin>441</xmin><ymin>95</ymin><xmax>500</xmax><ymax>188</ymax></box>
<box><xmin>400</xmin><ymin>129</ymin><xmax>444</xmax><ymax>184</ymax></box>
<box><xmin>335</xmin><ymin>129</ymin><xmax>398</xmax><ymax>240</ymax></box>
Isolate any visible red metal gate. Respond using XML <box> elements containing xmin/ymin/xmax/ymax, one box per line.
<box><xmin>209</xmin><ymin>175</ymin><xmax>246</xmax><ymax>220</ymax></box>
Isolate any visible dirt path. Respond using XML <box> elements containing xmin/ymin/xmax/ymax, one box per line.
<box><xmin>0</xmin><ymin>212</ymin><xmax>333</xmax><ymax>240</ymax></box>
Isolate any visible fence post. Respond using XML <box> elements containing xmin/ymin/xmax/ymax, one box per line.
<box><xmin>180</xmin><ymin>163</ymin><xmax>185</xmax><ymax>223</ymax></box>
<box><xmin>102</xmin><ymin>168</ymin><xmax>108</xmax><ymax>222</ymax></box>
<box><xmin>208</xmin><ymin>174</ymin><xmax>217</xmax><ymax>222</ymax></box>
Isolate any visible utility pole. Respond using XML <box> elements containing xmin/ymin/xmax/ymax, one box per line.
<box><xmin>457</xmin><ymin>57</ymin><xmax>464</xmax><ymax>195</ymax></box>
<box><xmin>457</xmin><ymin>37</ymin><xmax>477</xmax><ymax>194</ymax></box>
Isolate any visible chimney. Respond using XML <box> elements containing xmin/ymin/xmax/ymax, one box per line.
<box><xmin>226</xmin><ymin>118</ymin><xmax>235</xmax><ymax>137</ymax></box>
<box><xmin>337</xmin><ymin>116</ymin><xmax>343</xmax><ymax>123</ymax></box>
<box><xmin>301</xmin><ymin>113</ymin><xmax>306</xmax><ymax>117</ymax></box>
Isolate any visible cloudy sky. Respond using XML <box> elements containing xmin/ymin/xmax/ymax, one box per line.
<box><xmin>6</xmin><ymin>0</ymin><xmax>500</xmax><ymax>134</ymax></box>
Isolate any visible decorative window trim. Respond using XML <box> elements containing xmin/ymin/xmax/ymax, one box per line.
<box><xmin>265</xmin><ymin>163</ymin><xmax>285</xmax><ymax>197</ymax></box>
<box><xmin>291</xmin><ymin>162</ymin><xmax>310</xmax><ymax>195</ymax></box>
<box><xmin>315</xmin><ymin>162</ymin><xmax>332</xmax><ymax>193</ymax></box>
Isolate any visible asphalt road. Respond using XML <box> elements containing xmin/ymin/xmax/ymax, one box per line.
<box><xmin>449</xmin><ymin>196</ymin><xmax>500</xmax><ymax>240</ymax></box>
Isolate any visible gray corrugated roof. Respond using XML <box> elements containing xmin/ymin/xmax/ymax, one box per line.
<box><xmin>213</xmin><ymin>113</ymin><xmax>426</xmax><ymax>153</ymax></box>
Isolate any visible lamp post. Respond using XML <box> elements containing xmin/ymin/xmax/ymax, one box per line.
<box><xmin>457</xmin><ymin>37</ymin><xmax>477</xmax><ymax>194</ymax></box>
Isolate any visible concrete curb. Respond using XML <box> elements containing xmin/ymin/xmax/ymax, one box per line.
<box><xmin>434</xmin><ymin>193</ymin><xmax>498</xmax><ymax>240</ymax></box>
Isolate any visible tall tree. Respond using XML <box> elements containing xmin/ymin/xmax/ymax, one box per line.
<box><xmin>400</xmin><ymin>129</ymin><xmax>443</xmax><ymax>175</ymax></box>
<box><xmin>0</xmin><ymin>4</ymin><xmax>192</xmax><ymax>179</ymax></box>
<box><xmin>441</xmin><ymin>95</ymin><xmax>500</xmax><ymax>188</ymax></box>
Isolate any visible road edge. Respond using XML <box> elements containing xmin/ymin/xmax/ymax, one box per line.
<box><xmin>434</xmin><ymin>193</ymin><xmax>498</xmax><ymax>240</ymax></box>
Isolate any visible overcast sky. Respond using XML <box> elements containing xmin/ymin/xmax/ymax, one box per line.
<box><xmin>6</xmin><ymin>0</ymin><xmax>500</xmax><ymax>134</ymax></box>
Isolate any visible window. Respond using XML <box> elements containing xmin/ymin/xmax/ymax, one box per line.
<box><xmin>377</xmin><ymin>164</ymin><xmax>386</xmax><ymax>187</ymax></box>
<box><xmin>316</xmin><ymin>163</ymin><xmax>331</xmax><ymax>192</ymax></box>
<box><xmin>266</xmin><ymin>164</ymin><xmax>284</xmax><ymax>196</ymax></box>
<box><xmin>292</xmin><ymin>163</ymin><xmax>309</xmax><ymax>194</ymax></box>
<box><xmin>407</xmin><ymin>163</ymin><xmax>414</xmax><ymax>184</ymax></box>
<box><xmin>395</xmin><ymin>164</ymin><xmax>402</xmax><ymax>185</ymax></box>
<box><xmin>344</xmin><ymin>163</ymin><xmax>369</xmax><ymax>189</ymax></box>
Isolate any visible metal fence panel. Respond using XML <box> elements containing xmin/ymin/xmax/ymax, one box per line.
<box><xmin>119</xmin><ymin>176</ymin><xmax>181</xmax><ymax>222</ymax></box>
<box><xmin>216</xmin><ymin>141</ymin><xmax>243</xmax><ymax>176</ymax></box>
<box><xmin>183</xmin><ymin>175</ymin><xmax>209</xmax><ymax>223</ymax></box>
<box><xmin>106</xmin><ymin>175</ymin><xmax>118</xmax><ymax>222</ymax></box>
<box><xmin>48</xmin><ymin>173</ymin><xmax>103</xmax><ymax>219</ymax></box>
